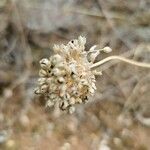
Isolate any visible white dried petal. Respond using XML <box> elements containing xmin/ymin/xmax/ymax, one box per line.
<box><xmin>89</xmin><ymin>45</ymin><xmax>97</xmax><ymax>52</ymax></box>
<box><xmin>89</xmin><ymin>51</ymin><xmax>100</xmax><ymax>62</ymax></box>
<box><xmin>53</xmin><ymin>44</ymin><xmax>60</xmax><ymax>53</ymax></box>
<box><xmin>68</xmin><ymin>41</ymin><xmax>76</xmax><ymax>49</ymax></box>
<box><xmin>78</xmin><ymin>36</ymin><xmax>86</xmax><ymax>46</ymax></box>
<box><xmin>92</xmin><ymin>82</ymin><xmax>97</xmax><ymax>90</ymax></box>
<box><xmin>69</xmin><ymin>63</ymin><xmax>77</xmax><ymax>74</ymax></box>
<box><xmin>58</xmin><ymin>44</ymin><xmax>69</xmax><ymax>55</ymax></box>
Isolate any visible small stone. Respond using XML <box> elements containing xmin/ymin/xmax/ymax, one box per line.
<box><xmin>19</xmin><ymin>115</ymin><xmax>30</xmax><ymax>127</ymax></box>
<box><xmin>6</xmin><ymin>140</ymin><xmax>15</xmax><ymax>149</ymax></box>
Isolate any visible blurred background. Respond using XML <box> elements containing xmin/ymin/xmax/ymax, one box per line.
<box><xmin>0</xmin><ymin>0</ymin><xmax>150</xmax><ymax>149</ymax></box>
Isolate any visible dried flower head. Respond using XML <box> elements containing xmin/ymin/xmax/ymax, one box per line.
<box><xmin>34</xmin><ymin>36</ymin><xmax>150</xmax><ymax>113</ymax></box>
<box><xmin>35</xmin><ymin>36</ymin><xmax>104</xmax><ymax>113</ymax></box>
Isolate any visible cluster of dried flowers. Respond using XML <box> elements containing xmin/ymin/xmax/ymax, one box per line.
<box><xmin>35</xmin><ymin>36</ymin><xmax>111</xmax><ymax>113</ymax></box>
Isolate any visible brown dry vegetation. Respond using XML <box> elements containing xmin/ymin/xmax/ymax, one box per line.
<box><xmin>0</xmin><ymin>0</ymin><xmax>150</xmax><ymax>150</ymax></box>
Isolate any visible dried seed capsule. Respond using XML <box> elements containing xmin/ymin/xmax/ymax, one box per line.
<box><xmin>76</xmin><ymin>98</ymin><xmax>82</xmax><ymax>104</ymax></box>
<box><xmin>34</xmin><ymin>88</ymin><xmax>41</xmax><ymax>94</ymax></box>
<box><xmin>38</xmin><ymin>78</ymin><xmax>46</xmax><ymax>85</ymax></box>
<box><xmin>66</xmin><ymin>93</ymin><xmax>70</xmax><ymax>99</ymax></box>
<box><xmin>39</xmin><ymin>69</ymin><xmax>47</xmax><ymax>77</ymax></box>
<box><xmin>91</xmin><ymin>82</ymin><xmax>97</xmax><ymax>90</ymax></box>
<box><xmin>52</xmin><ymin>68</ymin><xmax>61</xmax><ymax>76</ymax></box>
<box><xmin>59</xmin><ymin>84</ymin><xmax>67</xmax><ymax>97</ymax></box>
<box><xmin>69</xmin><ymin>63</ymin><xmax>77</xmax><ymax>74</ymax></box>
<box><xmin>55</xmin><ymin>62</ymin><xmax>65</xmax><ymax>68</ymax></box>
<box><xmin>51</xmin><ymin>54</ymin><xmax>63</xmax><ymax>65</ymax></box>
<box><xmin>70</xmin><ymin>97</ymin><xmax>75</xmax><ymax>105</ymax></box>
<box><xmin>89</xmin><ymin>87</ymin><xmax>95</xmax><ymax>95</ymax></box>
<box><xmin>57</xmin><ymin>77</ymin><xmax>65</xmax><ymax>83</ymax></box>
<box><xmin>49</xmin><ymin>93</ymin><xmax>57</xmax><ymax>99</ymax></box>
<box><xmin>49</xmin><ymin>83</ymin><xmax>57</xmax><ymax>91</ymax></box>
<box><xmin>40</xmin><ymin>84</ymin><xmax>48</xmax><ymax>93</ymax></box>
<box><xmin>46</xmin><ymin>100</ymin><xmax>54</xmax><ymax>107</ymax></box>
<box><xmin>59</xmin><ymin>101</ymin><xmax>69</xmax><ymax>110</ymax></box>
<box><xmin>62</xmin><ymin>101</ymin><xmax>69</xmax><ymax>109</ymax></box>
<box><xmin>40</xmin><ymin>58</ymin><xmax>51</xmax><ymax>69</ymax></box>
<box><xmin>52</xmin><ymin>68</ymin><xmax>65</xmax><ymax>76</ymax></box>
<box><xmin>46</xmin><ymin>77</ymin><xmax>53</xmax><ymax>84</ymax></box>
<box><xmin>80</xmin><ymin>79</ymin><xmax>88</xmax><ymax>85</ymax></box>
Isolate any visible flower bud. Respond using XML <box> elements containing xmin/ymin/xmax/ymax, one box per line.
<box><xmin>103</xmin><ymin>46</ymin><xmax>112</xmax><ymax>53</ymax></box>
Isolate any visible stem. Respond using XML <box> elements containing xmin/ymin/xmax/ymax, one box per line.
<box><xmin>90</xmin><ymin>56</ymin><xmax>150</xmax><ymax>69</ymax></box>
